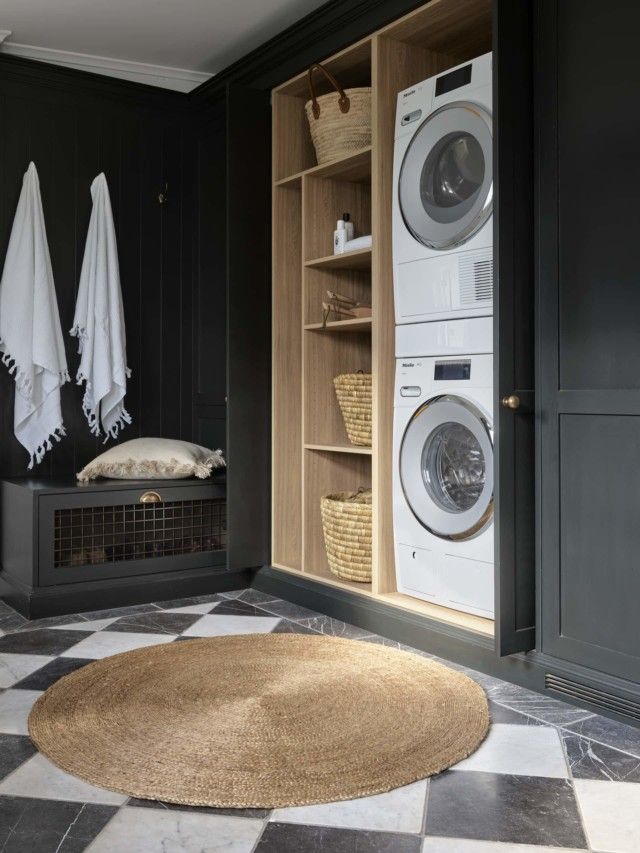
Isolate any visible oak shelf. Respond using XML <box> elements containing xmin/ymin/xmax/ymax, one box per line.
<box><xmin>275</xmin><ymin>146</ymin><xmax>372</xmax><ymax>189</ymax></box>
<box><xmin>304</xmin><ymin>316</ymin><xmax>372</xmax><ymax>333</ymax></box>
<box><xmin>305</xmin><ymin>248</ymin><xmax>372</xmax><ymax>271</ymax></box>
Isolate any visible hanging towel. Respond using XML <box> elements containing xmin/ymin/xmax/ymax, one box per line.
<box><xmin>71</xmin><ymin>172</ymin><xmax>131</xmax><ymax>440</ymax></box>
<box><xmin>0</xmin><ymin>162</ymin><xmax>69</xmax><ymax>469</ymax></box>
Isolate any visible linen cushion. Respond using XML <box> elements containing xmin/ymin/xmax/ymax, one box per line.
<box><xmin>77</xmin><ymin>437</ymin><xmax>225</xmax><ymax>482</ymax></box>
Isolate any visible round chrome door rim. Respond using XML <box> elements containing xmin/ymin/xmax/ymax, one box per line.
<box><xmin>398</xmin><ymin>101</ymin><xmax>493</xmax><ymax>250</ymax></box>
<box><xmin>399</xmin><ymin>394</ymin><xmax>494</xmax><ymax>541</ymax></box>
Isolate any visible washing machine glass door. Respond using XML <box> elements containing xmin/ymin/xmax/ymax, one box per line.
<box><xmin>399</xmin><ymin>101</ymin><xmax>492</xmax><ymax>249</ymax></box>
<box><xmin>400</xmin><ymin>394</ymin><xmax>493</xmax><ymax>540</ymax></box>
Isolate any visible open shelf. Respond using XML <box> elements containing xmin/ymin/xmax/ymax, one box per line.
<box><xmin>304</xmin><ymin>316</ymin><xmax>372</xmax><ymax>333</ymax></box>
<box><xmin>304</xmin><ymin>443</ymin><xmax>372</xmax><ymax>455</ymax></box>
<box><xmin>275</xmin><ymin>146</ymin><xmax>372</xmax><ymax>189</ymax></box>
<box><xmin>271</xmin><ymin>0</ymin><xmax>495</xmax><ymax>641</ymax></box>
<box><xmin>305</xmin><ymin>248</ymin><xmax>372</xmax><ymax>271</ymax></box>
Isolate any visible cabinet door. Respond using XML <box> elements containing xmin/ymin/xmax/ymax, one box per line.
<box><xmin>38</xmin><ymin>484</ymin><xmax>226</xmax><ymax>586</ymax></box>
<box><xmin>538</xmin><ymin>0</ymin><xmax>640</xmax><ymax>682</ymax></box>
<box><xmin>493</xmin><ymin>0</ymin><xmax>536</xmax><ymax>655</ymax></box>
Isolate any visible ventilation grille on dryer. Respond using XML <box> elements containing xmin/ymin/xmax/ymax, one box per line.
<box><xmin>545</xmin><ymin>673</ymin><xmax>640</xmax><ymax>722</ymax></box>
<box><xmin>459</xmin><ymin>250</ymin><xmax>493</xmax><ymax>307</ymax></box>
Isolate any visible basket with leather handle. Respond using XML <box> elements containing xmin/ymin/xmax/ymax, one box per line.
<box><xmin>305</xmin><ymin>63</ymin><xmax>371</xmax><ymax>165</ymax></box>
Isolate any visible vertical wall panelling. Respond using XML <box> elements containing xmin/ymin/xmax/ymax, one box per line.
<box><xmin>0</xmin><ymin>58</ymin><xmax>195</xmax><ymax>477</ymax></box>
<box><xmin>226</xmin><ymin>85</ymin><xmax>271</xmax><ymax>571</ymax></box>
<box><xmin>191</xmin><ymin>98</ymin><xmax>227</xmax><ymax>453</ymax></box>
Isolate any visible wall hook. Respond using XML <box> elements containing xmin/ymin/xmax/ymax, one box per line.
<box><xmin>158</xmin><ymin>182</ymin><xmax>168</xmax><ymax>204</ymax></box>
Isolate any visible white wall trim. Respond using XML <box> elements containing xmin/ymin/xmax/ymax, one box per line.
<box><xmin>0</xmin><ymin>41</ymin><xmax>212</xmax><ymax>92</ymax></box>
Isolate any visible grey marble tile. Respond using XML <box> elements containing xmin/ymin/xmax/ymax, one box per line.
<box><xmin>488</xmin><ymin>700</ymin><xmax>545</xmax><ymax>726</ymax></box>
<box><xmin>425</xmin><ymin>770</ymin><xmax>587</xmax><ymax>848</ymax></box>
<box><xmin>0</xmin><ymin>754</ymin><xmax>127</xmax><ymax>805</ymax></box>
<box><xmin>562</xmin><ymin>732</ymin><xmax>640</xmax><ymax>781</ymax></box>
<box><xmin>0</xmin><ymin>629</ymin><xmax>91</xmax><ymax>657</ymax></box>
<box><xmin>79</xmin><ymin>602</ymin><xmax>161</xmax><ymax>620</ymax></box>
<box><xmin>155</xmin><ymin>593</ymin><xmax>225</xmax><ymax>609</ymax></box>
<box><xmin>0</xmin><ymin>735</ymin><xmax>36</xmax><ymax>782</ymax></box>
<box><xmin>486</xmin><ymin>682</ymin><xmax>593</xmax><ymax>727</ymax></box>
<box><xmin>213</xmin><ymin>599</ymin><xmax>268</xmax><ymax>616</ymax></box>
<box><xmin>359</xmin><ymin>635</ymin><xmax>404</xmax><ymax>649</ymax></box>
<box><xmin>0</xmin><ymin>611</ymin><xmax>27</xmax><ymax>636</ymax></box>
<box><xmin>574</xmin><ymin>778</ymin><xmax>640</xmax><ymax>853</ymax></box>
<box><xmin>255</xmin><ymin>599</ymin><xmax>320</xmax><ymax>621</ymax></box>
<box><xmin>107</xmin><ymin>611</ymin><xmax>203</xmax><ymax>635</ymax></box>
<box><xmin>0</xmin><ymin>796</ymin><xmax>117</xmax><ymax>853</ymax></box>
<box><xmin>297</xmin><ymin>615</ymin><xmax>373</xmax><ymax>639</ymax></box>
<box><xmin>564</xmin><ymin>714</ymin><xmax>640</xmax><ymax>759</ymax></box>
<box><xmin>13</xmin><ymin>657</ymin><xmax>91</xmax><ymax>691</ymax></box>
<box><xmin>270</xmin><ymin>619</ymin><xmax>319</xmax><ymax>635</ymax></box>
<box><xmin>218</xmin><ymin>589</ymin><xmax>247</xmax><ymax>599</ymax></box>
<box><xmin>256</xmin><ymin>823</ymin><xmax>422</xmax><ymax>853</ymax></box>
<box><xmin>10</xmin><ymin>614</ymin><xmax>88</xmax><ymax>633</ymax></box>
<box><xmin>235</xmin><ymin>589</ymin><xmax>279</xmax><ymax>605</ymax></box>
<box><xmin>127</xmin><ymin>796</ymin><xmax>271</xmax><ymax>819</ymax></box>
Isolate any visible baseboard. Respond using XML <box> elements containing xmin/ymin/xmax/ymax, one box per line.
<box><xmin>1</xmin><ymin>566</ymin><xmax>251</xmax><ymax>619</ymax></box>
<box><xmin>253</xmin><ymin>565</ymin><xmax>640</xmax><ymax>729</ymax></box>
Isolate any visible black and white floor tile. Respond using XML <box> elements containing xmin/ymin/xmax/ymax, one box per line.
<box><xmin>0</xmin><ymin>589</ymin><xmax>639</xmax><ymax>851</ymax></box>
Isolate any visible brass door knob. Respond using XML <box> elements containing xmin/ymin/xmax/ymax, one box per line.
<box><xmin>139</xmin><ymin>490</ymin><xmax>162</xmax><ymax>504</ymax></box>
<box><xmin>501</xmin><ymin>394</ymin><xmax>521</xmax><ymax>410</ymax></box>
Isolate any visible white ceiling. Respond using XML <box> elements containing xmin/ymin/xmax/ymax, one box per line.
<box><xmin>0</xmin><ymin>0</ymin><xmax>328</xmax><ymax>90</ymax></box>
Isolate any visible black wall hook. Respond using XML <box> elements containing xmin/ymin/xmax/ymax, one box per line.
<box><xmin>158</xmin><ymin>182</ymin><xmax>168</xmax><ymax>204</ymax></box>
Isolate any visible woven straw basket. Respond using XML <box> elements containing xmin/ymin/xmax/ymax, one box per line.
<box><xmin>321</xmin><ymin>489</ymin><xmax>372</xmax><ymax>583</ymax></box>
<box><xmin>305</xmin><ymin>63</ymin><xmax>371</xmax><ymax>165</ymax></box>
<box><xmin>333</xmin><ymin>372</ymin><xmax>372</xmax><ymax>447</ymax></box>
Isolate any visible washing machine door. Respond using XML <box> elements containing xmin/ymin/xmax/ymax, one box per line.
<box><xmin>400</xmin><ymin>394</ymin><xmax>493</xmax><ymax>540</ymax></box>
<box><xmin>398</xmin><ymin>101</ymin><xmax>492</xmax><ymax>250</ymax></box>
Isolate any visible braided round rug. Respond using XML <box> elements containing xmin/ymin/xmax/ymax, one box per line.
<box><xmin>28</xmin><ymin>633</ymin><xmax>489</xmax><ymax>808</ymax></box>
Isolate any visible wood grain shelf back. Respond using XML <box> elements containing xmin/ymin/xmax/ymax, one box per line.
<box><xmin>275</xmin><ymin>146</ymin><xmax>372</xmax><ymax>189</ymax></box>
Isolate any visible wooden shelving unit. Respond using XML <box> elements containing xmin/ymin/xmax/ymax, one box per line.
<box><xmin>271</xmin><ymin>0</ymin><xmax>494</xmax><ymax>637</ymax></box>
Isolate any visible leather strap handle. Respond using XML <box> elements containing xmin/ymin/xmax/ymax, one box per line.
<box><xmin>307</xmin><ymin>63</ymin><xmax>350</xmax><ymax>119</ymax></box>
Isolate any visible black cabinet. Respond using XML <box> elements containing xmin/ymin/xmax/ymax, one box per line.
<box><xmin>537</xmin><ymin>0</ymin><xmax>640</xmax><ymax>686</ymax></box>
<box><xmin>0</xmin><ymin>477</ymin><xmax>244</xmax><ymax>619</ymax></box>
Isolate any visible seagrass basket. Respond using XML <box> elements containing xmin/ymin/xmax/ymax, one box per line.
<box><xmin>320</xmin><ymin>488</ymin><xmax>372</xmax><ymax>583</ymax></box>
<box><xmin>304</xmin><ymin>63</ymin><xmax>371</xmax><ymax>165</ymax></box>
<box><xmin>333</xmin><ymin>372</ymin><xmax>372</xmax><ymax>447</ymax></box>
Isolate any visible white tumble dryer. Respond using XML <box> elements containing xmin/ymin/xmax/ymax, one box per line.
<box><xmin>393</xmin><ymin>53</ymin><xmax>493</xmax><ymax>325</ymax></box>
<box><xmin>393</xmin><ymin>318</ymin><xmax>494</xmax><ymax>618</ymax></box>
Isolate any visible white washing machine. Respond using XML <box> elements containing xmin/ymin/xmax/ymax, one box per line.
<box><xmin>393</xmin><ymin>53</ymin><xmax>493</xmax><ymax>325</ymax></box>
<box><xmin>393</xmin><ymin>318</ymin><xmax>494</xmax><ymax>618</ymax></box>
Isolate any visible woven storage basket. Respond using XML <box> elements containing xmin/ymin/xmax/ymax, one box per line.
<box><xmin>321</xmin><ymin>489</ymin><xmax>372</xmax><ymax>582</ymax></box>
<box><xmin>333</xmin><ymin>372</ymin><xmax>372</xmax><ymax>447</ymax></box>
<box><xmin>305</xmin><ymin>64</ymin><xmax>371</xmax><ymax>165</ymax></box>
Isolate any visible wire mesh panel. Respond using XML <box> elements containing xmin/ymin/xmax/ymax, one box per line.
<box><xmin>54</xmin><ymin>498</ymin><xmax>226</xmax><ymax>569</ymax></box>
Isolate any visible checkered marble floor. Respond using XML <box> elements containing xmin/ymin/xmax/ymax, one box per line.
<box><xmin>1</xmin><ymin>591</ymin><xmax>639</xmax><ymax>852</ymax></box>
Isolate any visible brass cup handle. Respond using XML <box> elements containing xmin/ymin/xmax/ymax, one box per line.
<box><xmin>139</xmin><ymin>490</ymin><xmax>162</xmax><ymax>504</ymax></box>
<box><xmin>501</xmin><ymin>394</ymin><xmax>521</xmax><ymax>410</ymax></box>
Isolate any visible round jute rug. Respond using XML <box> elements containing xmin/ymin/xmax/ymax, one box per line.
<box><xmin>28</xmin><ymin>633</ymin><xmax>489</xmax><ymax>808</ymax></box>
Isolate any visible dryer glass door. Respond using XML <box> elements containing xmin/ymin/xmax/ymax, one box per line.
<box><xmin>399</xmin><ymin>101</ymin><xmax>493</xmax><ymax>249</ymax></box>
<box><xmin>400</xmin><ymin>395</ymin><xmax>493</xmax><ymax>539</ymax></box>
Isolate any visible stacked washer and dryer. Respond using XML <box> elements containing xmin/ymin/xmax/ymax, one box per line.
<box><xmin>392</xmin><ymin>53</ymin><xmax>495</xmax><ymax>619</ymax></box>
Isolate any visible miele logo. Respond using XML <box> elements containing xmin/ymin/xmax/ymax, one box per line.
<box><xmin>402</xmin><ymin>361</ymin><xmax>415</xmax><ymax>367</ymax></box>
<box><xmin>402</xmin><ymin>89</ymin><xmax>416</xmax><ymax>98</ymax></box>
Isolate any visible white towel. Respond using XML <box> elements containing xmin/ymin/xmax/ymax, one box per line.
<box><xmin>71</xmin><ymin>172</ymin><xmax>131</xmax><ymax>440</ymax></box>
<box><xmin>0</xmin><ymin>162</ymin><xmax>69</xmax><ymax>469</ymax></box>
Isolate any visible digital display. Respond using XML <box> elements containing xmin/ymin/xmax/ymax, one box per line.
<box><xmin>434</xmin><ymin>360</ymin><xmax>471</xmax><ymax>381</ymax></box>
<box><xmin>435</xmin><ymin>64</ymin><xmax>472</xmax><ymax>97</ymax></box>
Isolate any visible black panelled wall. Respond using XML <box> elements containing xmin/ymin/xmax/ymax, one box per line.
<box><xmin>0</xmin><ymin>58</ymin><xmax>197</xmax><ymax>478</ymax></box>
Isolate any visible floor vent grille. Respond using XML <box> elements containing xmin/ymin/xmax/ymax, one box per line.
<box><xmin>545</xmin><ymin>674</ymin><xmax>640</xmax><ymax>721</ymax></box>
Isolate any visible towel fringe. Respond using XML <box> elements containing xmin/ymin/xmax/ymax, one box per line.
<box><xmin>102</xmin><ymin>408</ymin><xmax>133</xmax><ymax>443</ymax></box>
<box><xmin>27</xmin><ymin>421</ymin><xmax>67</xmax><ymax>470</ymax></box>
<box><xmin>0</xmin><ymin>339</ymin><xmax>68</xmax><ymax>399</ymax></box>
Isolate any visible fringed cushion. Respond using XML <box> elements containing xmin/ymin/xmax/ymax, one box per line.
<box><xmin>77</xmin><ymin>437</ymin><xmax>225</xmax><ymax>482</ymax></box>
